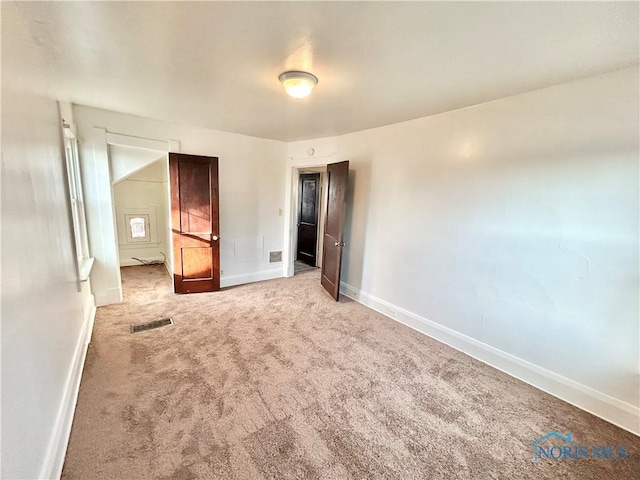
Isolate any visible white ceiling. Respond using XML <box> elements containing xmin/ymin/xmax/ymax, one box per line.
<box><xmin>3</xmin><ymin>1</ymin><xmax>639</xmax><ymax>142</ymax></box>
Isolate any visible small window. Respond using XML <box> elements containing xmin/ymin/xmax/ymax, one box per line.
<box><xmin>129</xmin><ymin>217</ymin><xmax>146</xmax><ymax>238</ymax></box>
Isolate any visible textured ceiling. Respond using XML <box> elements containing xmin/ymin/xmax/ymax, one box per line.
<box><xmin>3</xmin><ymin>1</ymin><xmax>639</xmax><ymax>141</ymax></box>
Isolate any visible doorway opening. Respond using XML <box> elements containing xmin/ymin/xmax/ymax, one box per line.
<box><xmin>283</xmin><ymin>154</ymin><xmax>337</xmax><ymax>279</ymax></box>
<box><xmin>284</xmin><ymin>154</ymin><xmax>350</xmax><ymax>301</ymax></box>
<box><xmin>88</xmin><ymin>129</ymin><xmax>179</xmax><ymax>306</ymax></box>
<box><xmin>111</xmin><ymin>150</ymin><xmax>173</xmax><ymax>299</ymax></box>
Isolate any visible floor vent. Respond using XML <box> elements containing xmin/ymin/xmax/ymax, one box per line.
<box><xmin>130</xmin><ymin>317</ymin><xmax>173</xmax><ymax>334</ymax></box>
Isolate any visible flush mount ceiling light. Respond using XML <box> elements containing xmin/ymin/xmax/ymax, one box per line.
<box><xmin>279</xmin><ymin>71</ymin><xmax>318</xmax><ymax>99</ymax></box>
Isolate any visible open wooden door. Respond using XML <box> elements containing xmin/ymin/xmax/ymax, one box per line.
<box><xmin>320</xmin><ymin>160</ymin><xmax>349</xmax><ymax>300</ymax></box>
<box><xmin>169</xmin><ymin>153</ymin><xmax>220</xmax><ymax>294</ymax></box>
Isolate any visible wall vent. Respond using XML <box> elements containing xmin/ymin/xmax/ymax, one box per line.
<box><xmin>269</xmin><ymin>251</ymin><xmax>282</xmax><ymax>263</ymax></box>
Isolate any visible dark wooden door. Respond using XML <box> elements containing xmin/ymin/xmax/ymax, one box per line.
<box><xmin>321</xmin><ymin>161</ymin><xmax>349</xmax><ymax>301</ymax></box>
<box><xmin>296</xmin><ymin>173</ymin><xmax>321</xmax><ymax>267</ymax></box>
<box><xmin>169</xmin><ymin>153</ymin><xmax>220</xmax><ymax>294</ymax></box>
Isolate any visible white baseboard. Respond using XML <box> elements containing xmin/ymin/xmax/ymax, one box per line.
<box><xmin>39</xmin><ymin>300</ymin><xmax>97</xmax><ymax>479</ymax></box>
<box><xmin>221</xmin><ymin>268</ymin><xmax>282</xmax><ymax>288</ymax></box>
<box><xmin>340</xmin><ymin>281</ymin><xmax>640</xmax><ymax>437</ymax></box>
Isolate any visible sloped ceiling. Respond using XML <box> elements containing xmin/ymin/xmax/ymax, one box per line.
<box><xmin>3</xmin><ymin>1</ymin><xmax>638</xmax><ymax>141</ymax></box>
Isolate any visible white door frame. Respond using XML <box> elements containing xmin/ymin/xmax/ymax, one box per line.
<box><xmin>89</xmin><ymin>128</ymin><xmax>179</xmax><ymax>305</ymax></box>
<box><xmin>283</xmin><ymin>153</ymin><xmax>337</xmax><ymax>277</ymax></box>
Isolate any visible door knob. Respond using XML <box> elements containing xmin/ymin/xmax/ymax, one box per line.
<box><xmin>334</xmin><ymin>241</ymin><xmax>345</xmax><ymax>247</ymax></box>
<box><xmin>212</xmin><ymin>235</ymin><xmax>219</xmax><ymax>241</ymax></box>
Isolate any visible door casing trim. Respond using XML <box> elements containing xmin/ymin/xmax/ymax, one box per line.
<box><xmin>283</xmin><ymin>153</ymin><xmax>337</xmax><ymax>277</ymax></box>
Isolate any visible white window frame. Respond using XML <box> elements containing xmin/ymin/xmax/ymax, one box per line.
<box><xmin>63</xmin><ymin>123</ymin><xmax>94</xmax><ymax>281</ymax></box>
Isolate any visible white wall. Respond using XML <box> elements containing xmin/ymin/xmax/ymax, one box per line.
<box><xmin>74</xmin><ymin>105</ymin><xmax>288</xmax><ymax>304</ymax></box>
<box><xmin>113</xmin><ymin>159</ymin><xmax>171</xmax><ymax>268</ymax></box>
<box><xmin>289</xmin><ymin>67</ymin><xmax>639</xmax><ymax>433</ymax></box>
<box><xmin>1</xmin><ymin>5</ymin><xmax>96</xmax><ymax>477</ymax></box>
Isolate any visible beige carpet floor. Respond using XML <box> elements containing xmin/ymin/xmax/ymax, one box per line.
<box><xmin>62</xmin><ymin>265</ymin><xmax>639</xmax><ymax>479</ymax></box>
